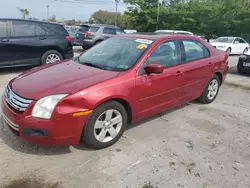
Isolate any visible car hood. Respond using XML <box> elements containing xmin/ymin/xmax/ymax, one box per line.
<box><xmin>210</xmin><ymin>42</ymin><xmax>230</xmax><ymax>46</ymax></box>
<box><xmin>10</xmin><ymin>60</ymin><xmax>120</xmax><ymax>100</ymax></box>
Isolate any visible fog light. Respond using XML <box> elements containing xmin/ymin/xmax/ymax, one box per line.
<box><xmin>23</xmin><ymin>128</ymin><xmax>48</xmax><ymax>136</ymax></box>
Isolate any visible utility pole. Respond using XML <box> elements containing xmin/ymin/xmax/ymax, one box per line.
<box><xmin>156</xmin><ymin>0</ymin><xmax>160</xmax><ymax>30</ymax></box>
<box><xmin>115</xmin><ymin>0</ymin><xmax>119</xmax><ymax>26</ymax></box>
<box><xmin>46</xmin><ymin>5</ymin><xmax>49</xmax><ymax>21</ymax></box>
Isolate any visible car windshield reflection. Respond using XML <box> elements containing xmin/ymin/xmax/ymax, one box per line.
<box><xmin>74</xmin><ymin>37</ymin><xmax>154</xmax><ymax>72</ymax></box>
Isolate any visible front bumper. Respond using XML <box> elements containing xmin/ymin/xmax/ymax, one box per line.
<box><xmin>1</xmin><ymin>96</ymin><xmax>89</xmax><ymax>146</ymax></box>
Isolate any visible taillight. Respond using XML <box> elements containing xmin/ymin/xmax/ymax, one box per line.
<box><xmin>65</xmin><ymin>36</ymin><xmax>72</xmax><ymax>43</ymax></box>
<box><xmin>84</xmin><ymin>32</ymin><xmax>91</xmax><ymax>37</ymax></box>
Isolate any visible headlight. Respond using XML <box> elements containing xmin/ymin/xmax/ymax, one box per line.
<box><xmin>217</xmin><ymin>46</ymin><xmax>226</xmax><ymax>48</ymax></box>
<box><xmin>32</xmin><ymin>94</ymin><xmax>68</xmax><ymax>119</ymax></box>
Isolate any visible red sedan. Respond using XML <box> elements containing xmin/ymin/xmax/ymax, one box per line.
<box><xmin>1</xmin><ymin>34</ymin><xmax>229</xmax><ymax>149</ymax></box>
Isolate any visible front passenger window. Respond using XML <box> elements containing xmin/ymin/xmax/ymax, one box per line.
<box><xmin>146</xmin><ymin>41</ymin><xmax>181</xmax><ymax>68</ymax></box>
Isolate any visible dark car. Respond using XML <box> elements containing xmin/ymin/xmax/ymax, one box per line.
<box><xmin>1</xmin><ymin>34</ymin><xmax>228</xmax><ymax>149</ymax></box>
<box><xmin>74</xmin><ymin>24</ymin><xmax>125</xmax><ymax>49</ymax></box>
<box><xmin>0</xmin><ymin>19</ymin><xmax>74</xmax><ymax>68</ymax></box>
<box><xmin>237</xmin><ymin>51</ymin><xmax>250</xmax><ymax>74</ymax></box>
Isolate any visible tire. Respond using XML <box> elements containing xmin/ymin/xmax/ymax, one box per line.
<box><xmin>95</xmin><ymin>41</ymin><xmax>102</xmax><ymax>45</ymax></box>
<box><xmin>237</xmin><ymin>59</ymin><xmax>245</xmax><ymax>74</ymax></box>
<box><xmin>41</xmin><ymin>50</ymin><xmax>63</xmax><ymax>65</ymax></box>
<box><xmin>226</xmin><ymin>47</ymin><xmax>231</xmax><ymax>56</ymax></box>
<box><xmin>199</xmin><ymin>75</ymin><xmax>220</xmax><ymax>104</ymax></box>
<box><xmin>83</xmin><ymin>101</ymin><xmax>127</xmax><ymax>149</ymax></box>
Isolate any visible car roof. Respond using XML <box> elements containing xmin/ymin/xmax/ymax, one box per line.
<box><xmin>0</xmin><ymin>18</ymin><xmax>63</xmax><ymax>26</ymax></box>
<box><xmin>116</xmin><ymin>34</ymin><xmax>198</xmax><ymax>41</ymax></box>
<box><xmin>90</xmin><ymin>24</ymin><xmax>120</xmax><ymax>28</ymax></box>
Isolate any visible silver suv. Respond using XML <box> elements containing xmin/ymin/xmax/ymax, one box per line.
<box><xmin>74</xmin><ymin>24</ymin><xmax>125</xmax><ymax>49</ymax></box>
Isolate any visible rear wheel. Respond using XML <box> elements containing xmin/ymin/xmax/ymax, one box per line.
<box><xmin>83</xmin><ymin>101</ymin><xmax>127</xmax><ymax>149</ymax></box>
<box><xmin>199</xmin><ymin>75</ymin><xmax>220</xmax><ymax>104</ymax></box>
<box><xmin>41</xmin><ymin>50</ymin><xmax>63</xmax><ymax>65</ymax></box>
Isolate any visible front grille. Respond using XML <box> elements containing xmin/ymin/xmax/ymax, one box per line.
<box><xmin>4</xmin><ymin>86</ymin><xmax>32</xmax><ymax>112</ymax></box>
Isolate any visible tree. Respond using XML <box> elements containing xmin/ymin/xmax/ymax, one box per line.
<box><xmin>28</xmin><ymin>17</ymin><xmax>39</xmax><ymax>21</ymax></box>
<box><xmin>48</xmin><ymin>15</ymin><xmax>57</xmax><ymax>22</ymax></box>
<box><xmin>89</xmin><ymin>10</ymin><xmax>122</xmax><ymax>26</ymax></box>
<box><xmin>17</xmin><ymin>8</ymin><xmax>30</xmax><ymax>19</ymax></box>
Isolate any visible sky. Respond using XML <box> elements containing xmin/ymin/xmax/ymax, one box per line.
<box><xmin>0</xmin><ymin>0</ymin><xmax>128</xmax><ymax>21</ymax></box>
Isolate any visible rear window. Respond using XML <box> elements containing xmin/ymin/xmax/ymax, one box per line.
<box><xmin>42</xmin><ymin>23</ymin><xmax>68</xmax><ymax>35</ymax></box>
<box><xmin>0</xmin><ymin>21</ymin><xmax>7</xmax><ymax>37</ymax></box>
<box><xmin>78</xmin><ymin>26</ymin><xmax>89</xmax><ymax>32</ymax></box>
<box><xmin>89</xmin><ymin>26</ymin><xmax>100</xmax><ymax>33</ymax></box>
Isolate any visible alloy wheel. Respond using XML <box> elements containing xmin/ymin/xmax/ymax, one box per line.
<box><xmin>93</xmin><ymin>109</ymin><xmax>123</xmax><ymax>143</ymax></box>
<box><xmin>46</xmin><ymin>54</ymin><xmax>61</xmax><ymax>64</ymax></box>
<box><xmin>207</xmin><ymin>79</ymin><xmax>219</xmax><ymax>100</ymax></box>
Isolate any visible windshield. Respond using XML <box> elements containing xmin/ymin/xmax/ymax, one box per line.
<box><xmin>214</xmin><ymin>37</ymin><xmax>234</xmax><ymax>43</ymax></box>
<box><xmin>74</xmin><ymin>37</ymin><xmax>154</xmax><ymax>72</ymax></box>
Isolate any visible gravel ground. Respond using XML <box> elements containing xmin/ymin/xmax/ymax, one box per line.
<box><xmin>0</xmin><ymin>50</ymin><xmax>249</xmax><ymax>188</ymax></box>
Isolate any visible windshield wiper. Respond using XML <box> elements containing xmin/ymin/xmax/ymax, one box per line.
<box><xmin>82</xmin><ymin>61</ymin><xmax>104</xmax><ymax>70</ymax></box>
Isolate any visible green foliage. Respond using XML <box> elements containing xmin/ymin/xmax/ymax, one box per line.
<box><xmin>17</xmin><ymin>8</ymin><xmax>30</xmax><ymax>19</ymax></box>
<box><xmin>122</xmin><ymin>0</ymin><xmax>250</xmax><ymax>38</ymax></box>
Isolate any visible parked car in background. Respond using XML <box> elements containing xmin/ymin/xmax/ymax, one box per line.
<box><xmin>155</xmin><ymin>30</ymin><xmax>194</xmax><ymax>36</ymax></box>
<box><xmin>237</xmin><ymin>50</ymin><xmax>250</xmax><ymax>74</ymax></box>
<box><xmin>124</xmin><ymin>29</ymin><xmax>137</xmax><ymax>34</ymax></box>
<box><xmin>74</xmin><ymin>24</ymin><xmax>125</xmax><ymax>49</ymax></box>
<box><xmin>210</xmin><ymin>37</ymin><xmax>249</xmax><ymax>55</ymax></box>
<box><xmin>1</xmin><ymin>34</ymin><xmax>228</xmax><ymax>149</ymax></box>
<box><xmin>65</xmin><ymin>28</ymin><xmax>76</xmax><ymax>45</ymax></box>
<box><xmin>0</xmin><ymin>19</ymin><xmax>73</xmax><ymax>68</ymax></box>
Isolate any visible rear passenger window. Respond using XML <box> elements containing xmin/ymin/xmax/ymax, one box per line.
<box><xmin>35</xmin><ymin>25</ymin><xmax>46</xmax><ymax>35</ymax></box>
<box><xmin>103</xmin><ymin>28</ymin><xmax>116</xmax><ymax>35</ymax></box>
<box><xmin>0</xmin><ymin>21</ymin><xmax>7</xmax><ymax>37</ymax></box>
<box><xmin>182</xmin><ymin>40</ymin><xmax>209</xmax><ymax>62</ymax></box>
<box><xmin>12</xmin><ymin>21</ymin><xmax>36</xmax><ymax>37</ymax></box>
<box><xmin>89</xmin><ymin>26</ymin><xmax>99</xmax><ymax>33</ymax></box>
<box><xmin>116</xmin><ymin>29</ymin><xmax>125</xmax><ymax>35</ymax></box>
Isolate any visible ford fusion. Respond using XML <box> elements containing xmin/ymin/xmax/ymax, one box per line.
<box><xmin>1</xmin><ymin>35</ymin><xmax>229</xmax><ymax>149</ymax></box>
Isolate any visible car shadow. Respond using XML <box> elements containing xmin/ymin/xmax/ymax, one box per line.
<box><xmin>126</xmin><ymin>103</ymin><xmax>190</xmax><ymax>131</ymax></box>
<box><xmin>0</xmin><ymin>104</ymin><xmax>192</xmax><ymax>155</ymax></box>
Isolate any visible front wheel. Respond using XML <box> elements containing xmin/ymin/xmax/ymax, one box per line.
<box><xmin>226</xmin><ymin>48</ymin><xmax>231</xmax><ymax>56</ymax></box>
<box><xmin>199</xmin><ymin>75</ymin><xmax>220</xmax><ymax>104</ymax></box>
<box><xmin>83</xmin><ymin>101</ymin><xmax>127</xmax><ymax>149</ymax></box>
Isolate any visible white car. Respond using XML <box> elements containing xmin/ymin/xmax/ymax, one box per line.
<box><xmin>210</xmin><ymin>37</ymin><xmax>249</xmax><ymax>55</ymax></box>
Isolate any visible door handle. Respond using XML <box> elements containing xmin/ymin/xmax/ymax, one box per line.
<box><xmin>208</xmin><ymin>62</ymin><xmax>212</xmax><ymax>67</ymax></box>
<box><xmin>1</xmin><ymin>39</ymin><xmax>9</xmax><ymax>42</ymax></box>
<box><xmin>39</xmin><ymin>37</ymin><xmax>47</xmax><ymax>40</ymax></box>
<box><xmin>174</xmin><ymin>71</ymin><xmax>183</xmax><ymax>76</ymax></box>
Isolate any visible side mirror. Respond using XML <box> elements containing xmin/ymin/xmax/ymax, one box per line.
<box><xmin>234</xmin><ymin>41</ymin><xmax>239</xmax><ymax>44</ymax></box>
<box><xmin>145</xmin><ymin>63</ymin><xmax>164</xmax><ymax>74</ymax></box>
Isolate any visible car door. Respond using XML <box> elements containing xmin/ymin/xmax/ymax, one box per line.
<box><xmin>178</xmin><ymin>39</ymin><xmax>213</xmax><ymax>101</ymax></box>
<box><xmin>102</xmin><ymin>27</ymin><xmax>116</xmax><ymax>39</ymax></box>
<box><xmin>135</xmin><ymin>40</ymin><xmax>185</xmax><ymax>119</ymax></box>
<box><xmin>0</xmin><ymin>19</ymin><xmax>14</xmax><ymax>67</ymax></box>
<box><xmin>8</xmin><ymin>20</ymin><xmax>45</xmax><ymax>66</ymax></box>
<box><xmin>232</xmin><ymin>38</ymin><xmax>242</xmax><ymax>54</ymax></box>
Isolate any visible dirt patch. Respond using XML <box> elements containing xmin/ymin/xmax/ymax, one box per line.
<box><xmin>1</xmin><ymin>175</ymin><xmax>61</xmax><ymax>188</ymax></box>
